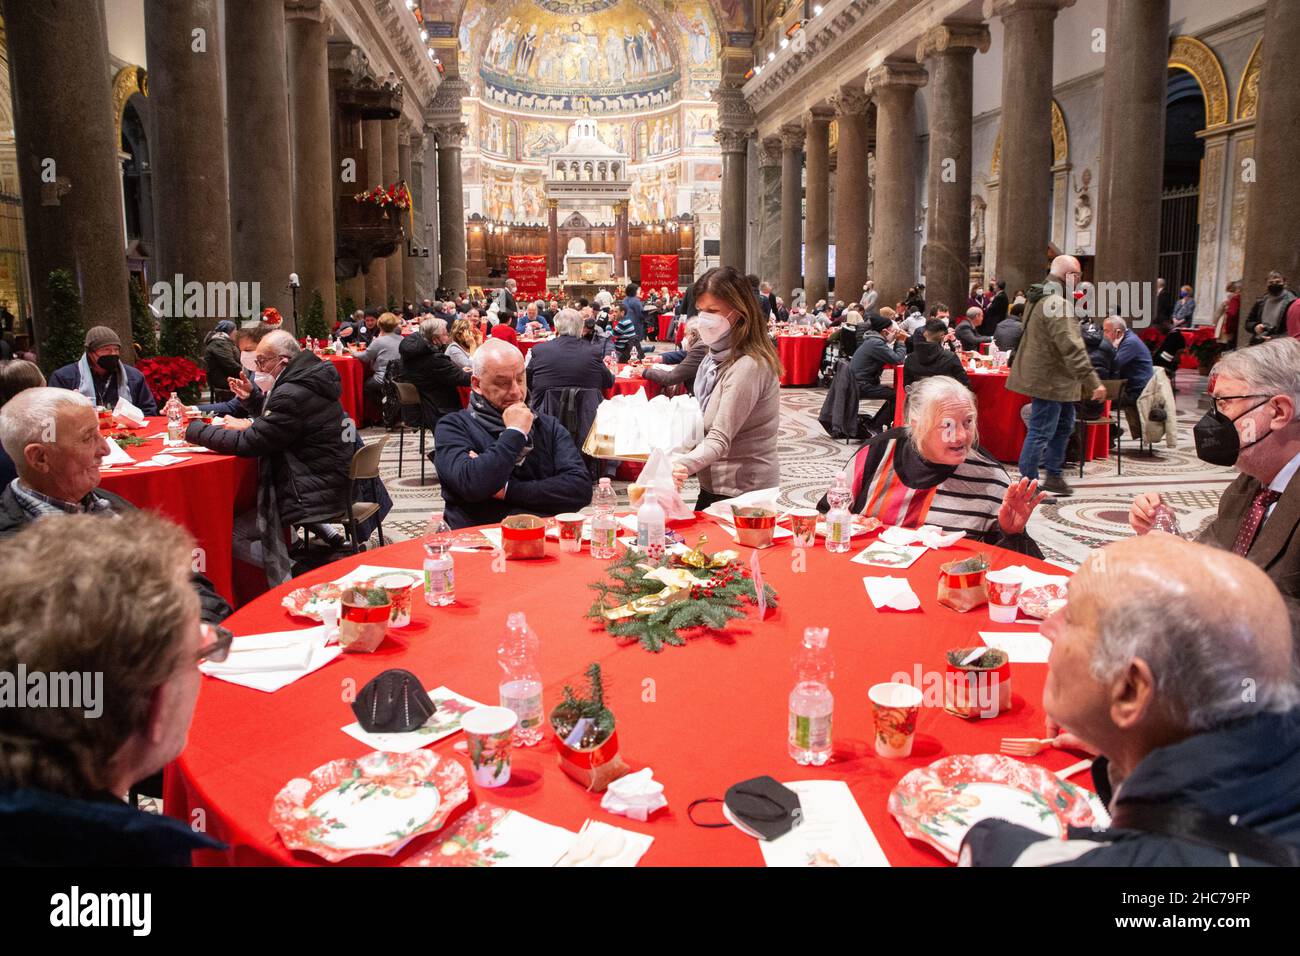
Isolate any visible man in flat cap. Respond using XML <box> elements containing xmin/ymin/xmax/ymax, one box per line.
<box><xmin>48</xmin><ymin>326</ymin><xmax>158</xmax><ymax>416</ymax></box>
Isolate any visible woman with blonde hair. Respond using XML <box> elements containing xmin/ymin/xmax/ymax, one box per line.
<box><xmin>446</xmin><ymin>317</ymin><xmax>480</xmax><ymax>371</ymax></box>
<box><xmin>671</xmin><ymin>266</ymin><xmax>783</xmax><ymax>509</ymax></box>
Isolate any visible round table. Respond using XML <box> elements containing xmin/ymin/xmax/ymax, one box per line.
<box><xmin>967</xmin><ymin>371</ymin><xmax>1109</xmax><ymax>465</ymax></box>
<box><xmin>99</xmin><ymin>417</ymin><xmax>257</xmax><ymax>604</ymax></box>
<box><xmin>166</xmin><ymin>514</ymin><xmax>1076</xmax><ymax>867</ymax></box>
<box><xmin>605</xmin><ymin>364</ymin><xmax>663</xmax><ymax>399</ymax></box>
<box><xmin>777</xmin><ymin>334</ymin><xmax>828</xmax><ymax>387</ymax></box>
<box><xmin>517</xmin><ymin>337</ymin><xmax>548</xmax><ymax>355</ymax></box>
<box><xmin>323</xmin><ymin>354</ymin><xmax>365</xmax><ymax>424</ymax></box>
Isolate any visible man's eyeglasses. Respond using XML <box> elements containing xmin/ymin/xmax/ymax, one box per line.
<box><xmin>197</xmin><ymin>624</ymin><xmax>233</xmax><ymax>663</ymax></box>
<box><xmin>1208</xmin><ymin>393</ymin><xmax>1271</xmax><ymax>415</ymax></box>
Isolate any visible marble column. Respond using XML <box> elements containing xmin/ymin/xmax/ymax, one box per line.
<box><xmin>362</xmin><ymin>119</ymin><xmax>387</xmax><ymax>306</ymax></box>
<box><xmin>757</xmin><ymin>136</ymin><xmax>782</xmax><ymax>286</ymax></box>
<box><xmin>383</xmin><ymin>120</ymin><xmax>402</xmax><ymax>309</ymax></box>
<box><xmin>408</xmin><ymin>132</ymin><xmax>432</xmax><ymax>302</ymax></box>
<box><xmin>614</xmin><ymin>201</ymin><xmax>629</xmax><ymax>279</ymax></box>
<box><xmin>145</xmin><ymin>0</ymin><xmax>232</xmax><ymax>335</ymax></box>
<box><xmin>829</xmin><ymin>88</ymin><xmax>872</xmax><ymax>303</ymax></box>
<box><xmin>778</xmin><ymin>124</ymin><xmax>805</xmax><ymax>304</ymax></box>
<box><xmin>1240</xmin><ymin>0</ymin><xmax>1300</xmax><ymax>331</ymax></box>
<box><xmin>803</xmin><ymin>109</ymin><xmax>832</xmax><ymax>304</ymax></box>
<box><xmin>717</xmin><ymin>128</ymin><xmax>750</xmax><ymax>270</ymax></box>
<box><xmin>436</xmin><ymin>122</ymin><xmax>468</xmax><ymax>293</ymax></box>
<box><xmin>987</xmin><ymin>0</ymin><xmax>1074</xmax><ymax>296</ymax></box>
<box><xmin>2</xmin><ymin>0</ymin><xmax>132</xmax><ymax>353</ymax></box>
<box><xmin>225</xmin><ymin>0</ymin><xmax>294</xmax><ymax>324</ymax></box>
<box><xmin>547</xmin><ymin>200</ymin><xmax>560</xmax><ymax>277</ymax></box>
<box><xmin>1095</xmin><ymin>0</ymin><xmax>1169</xmax><ymax>306</ymax></box>
<box><xmin>867</xmin><ymin>62</ymin><xmax>928</xmax><ymax>308</ymax></box>
<box><xmin>422</xmin><ymin>122</ymin><xmax>440</xmax><ymax>296</ymax></box>
<box><xmin>919</xmin><ymin>24</ymin><xmax>989</xmax><ymax>319</ymax></box>
<box><xmin>285</xmin><ymin>1</ymin><xmax>336</xmax><ymax>328</ymax></box>
<box><xmin>399</xmin><ymin>131</ymin><xmax>417</xmax><ymax>308</ymax></box>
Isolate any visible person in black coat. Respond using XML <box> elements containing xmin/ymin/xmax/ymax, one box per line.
<box><xmin>202</xmin><ymin>320</ymin><xmax>242</xmax><ymax>404</ymax></box>
<box><xmin>904</xmin><ymin>319</ymin><xmax>970</xmax><ymax>387</ymax></box>
<box><xmin>184</xmin><ymin>332</ymin><xmax>351</xmax><ymax>576</ymax></box>
<box><xmin>983</xmin><ymin>281</ymin><xmax>1009</xmax><ymax>337</ymax></box>
<box><xmin>850</xmin><ymin>312</ymin><xmax>907</xmax><ymax>431</ymax></box>
<box><xmin>399</xmin><ymin>316</ymin><xmax>471</xmax><ymax>429</ymax></box>
<box><xmin>526</xmin><ymin>308</ymin><xmax>614</xmax><ymax>398</ymax></box>
<box><xmin>434</xmin><ymin>339</ymin><xmax>591</xmax><ymax>529</ymax></box>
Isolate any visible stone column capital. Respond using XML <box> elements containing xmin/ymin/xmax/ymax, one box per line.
<box><xmin>715</xmin><ymin>127</ymin><xmax>751</xmax><ymax>152</ymax></box>
<box><xmin>398</xmin><ymin>127</ymin><xmax>412</xmax><ymax>148</ymax></box>
<box><xmin>758</xmin><ymin>135</ymin><xmax>782</xmax><ymax>167</ymax></box>
<box><xmin>982</xmin><ymin>0</ymin><xmax>1076</xmax><ymax>21</ymax></box>
<box><xmin>712</xmin><ymin>84</ymin><xmax>756</xmax><ymax>129</ymax></box>
<box><xmin>284</xmin><ymin>0</ymin><xmax>325</xmax><ymax>22</ymax></box>
<box><xmin>916</xmin><ymin>23</ymin><xmax>992</xmax><ymax>62</ymax></box>
<box><xmin>803</xmin><ymin>106</ymin><xmax>835</xmax><ymax>129</ymax></box>
<box><xmin>434</xmin><ymin>122</ymin><xmax>467</xmax><ymax>146</ymax></box>
<box><xmin>829</xmin><ymin>86</ymin><xmax>872</xmax><ymax>118</ymax></box>
<box><xmin>547</xmin><ymin>198</ymin><xmax>559</xmax><ymax>210</ymax></box>
<box><xmin>779</xmin><ymin>123</ymin><xmax>806</xmax><ymax>151</ymax></box>
<box><xmin>866</xmin><ymin>61</ymin><xmax>928</xmax><ymax>96</ymax></box>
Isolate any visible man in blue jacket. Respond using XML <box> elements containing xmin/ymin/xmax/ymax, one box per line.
<box><xmin>48</xmin><ymin>326</ymin><xmax>158</xmax><ymax>415</ymax></box>
<box><xmin>962</xmin><ymin>535</ymin><xmax>1300</xmax><ymax>867</ymax></box>
<box><xmin>1100</xmin><ymin>316</ymin><xmax>1153</xmax><ymax>405</ymax></box>
<box><xmin>434</xmin><ymin>338</ymin><xmax>591</xmax><ymax>529</ymax></box>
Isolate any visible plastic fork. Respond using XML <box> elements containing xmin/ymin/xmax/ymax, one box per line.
<box><xmin>1000</xmin><ymin>736</ymin><xmax>1061</xmax><ymax>756</ymax></box>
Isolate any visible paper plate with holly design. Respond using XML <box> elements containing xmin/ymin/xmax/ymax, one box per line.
<box><xmin>888</xmin><ymin>753</ymin><xmax>1097</xmax><ymax>862</ymax></box>
<box><xmin>271</xmin><ymin>750</ymin><xmax>469</xmax><ymax>862</ymax></box>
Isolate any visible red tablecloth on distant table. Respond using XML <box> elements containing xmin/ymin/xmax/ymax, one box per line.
<box><xmin>605</xmin><ymin>364</ymin><xmax>663</xmax><ymax>399</ymax></box>
<box><xmin>517</xmin><ymin>338</ymin><xmax>546</xmax><ymax>355</ymax></box>
<box><xmin>323</xmin><ymin>354</ymin><xmax>365</xmax><ymax>424</ymax></box>
<box><xmin>968</xmin><ymin>371</ymin><xmax>1109</xmax><ymax>464</ymax></box>
<box><xmin>658</xmin><ymin>314</ymin><xmax>672</xmax><ymax>342</ymax></box>
<box><xmin>99</xmin><ymin>417</ymin><xmax>257</xmax><ymax>604</ymax></box>
<box><xmin>165</xmin><ymin>515</ymin><xmax>1078</xmax><ymax>867</ymax></box>
<box><xmin>777</xmin><ymin>334</ymin><xmax>828</xmax><ymax>386</ymax></box>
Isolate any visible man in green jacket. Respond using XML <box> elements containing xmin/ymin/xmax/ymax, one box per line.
<box><xmin>1007</xmin><ymin>255</ymin><xmax>1107</xmax><ymax>496</ymax></box>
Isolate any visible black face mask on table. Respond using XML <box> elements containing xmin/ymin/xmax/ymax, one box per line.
<box><xmin>1193</xmin><ymin>399</ymin><xmax>1271</xmax><ymax>467</ymax></box>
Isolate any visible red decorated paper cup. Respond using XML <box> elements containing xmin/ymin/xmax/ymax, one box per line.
<box><xmin>986</xmin><ymin>568</ymin><xmax>1024</xmax><ymax>623</ymax></box>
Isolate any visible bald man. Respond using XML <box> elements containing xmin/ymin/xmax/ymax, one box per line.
<box><xmin>962</xmin><ymin>535</ymin><xmax>1300</xmax><ymax>866</ymax></box>
<box><xmin>1006</xmin><ymin>255</ymin><xmax>1107</xmax><ymax>497</ymax></box>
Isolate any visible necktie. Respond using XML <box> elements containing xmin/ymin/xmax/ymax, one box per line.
<box><xmin>1231</xmin><ymin>488</ymin><xmax>1281</xmax><ymax>557</ymax></box>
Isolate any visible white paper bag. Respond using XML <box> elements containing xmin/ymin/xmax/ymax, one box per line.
<box><xmin>113</xmin><ymin>394</ymin><xmax>146</xmax><ymax>426</ymax></box>
<box><xmin>634</xmin><ymin>448</ymin><xmax>694</xmax><ymax>520</ymax></box>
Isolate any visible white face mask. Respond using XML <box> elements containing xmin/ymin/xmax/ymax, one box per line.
<box><xmin>239</xmin><ymin>351</ymin><xmax>258</xmax><ymax>372</ymax></box>
<box><xmin>695</xmin><ymin>311</ymin><xmax>732</xmax><ymax>346</ymax></box>
<box><xmin>254</xmin><ymin>371</ymin><xmax>276</xmax><ymax>393</ymax></box>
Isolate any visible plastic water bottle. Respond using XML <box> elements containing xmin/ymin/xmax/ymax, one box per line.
<box><xmin>824</xmin><ymin>472</ymin><xmax>853</xmax><ymax>554</ymax></box>
<box><xmin>788</xmin><ymin>627</ymin><xmax>834</xmax><ymax>766</ymax></box>
<box><xmin>636</xmin><ymin>487</ymin><xmax>666</xmax><ymax>555</ymax></box>
<box><xmin>165</xmin><ymin>392</ymin><xmax>184</xmax><ymax>442</ymax></box>
<box><xmin>333</xmin><ymin>336</ymin><xmax>345</xmax><ymax>355</ymax></box>
<box><xmin>591</xmin><ymin>477</ymin><xmax>618</xmax><ymax>559</ymax></box>
<box><xmin>422</xmin><ymin>511</ymin><xmax>455</xmax><ymax>607</ymax></box>
<box><xmin>497</xmin><ymin>611</ymin><xmax>543</xmax><ymax>746</ymax></box>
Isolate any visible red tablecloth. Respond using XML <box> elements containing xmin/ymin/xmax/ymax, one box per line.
<box><xmin>99</xmin><ymin>418</ymin><xmax>257</xmax><ymax>604</ymax></box>
<box><xmin>324</xmin><ymin>354</ymin><xmax>365</xmax><ymax>424</ymax></box>
<box><xmin>967</xmin><ymin>371</ymin><xmax>1109</xmax><ymax>464</ymax></box>
<box><xmin>166</xmin><ymin>516</ymin><xmax>1077</xmax><ymax>867</ymax></box>
<box><xmin>658</xmin><ymin>314</ymin><xmax>672</xmax><ymax>342</ymax></box>
<box><xmin>605</xmin><ymin>364</ymin><xmax>662</xmax><ymax>399</ymax></box>
<box><xmin>777</xmin><ymin>334</ymin><xmax>828</xmax><ymax>386</ymax></box>
<box><xmin>517</xmin><ymin>337</ymin><xmax>546</xmax><ymax>355</ymax></box>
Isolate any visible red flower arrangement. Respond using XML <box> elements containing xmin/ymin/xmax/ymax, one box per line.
<box><xmin>354</xmin><ymin>181</ymin><xmax>412</xmax><ymax>211</ymax></box>
<box><xmin>137</xmin><ymin>355</ymin><xmax>206</xmax><ymax>405</ymax></box>
<box><xmin>262</xmin><ymin>307</ymin><xmax>284</xmax><ymax>325</ymax></box>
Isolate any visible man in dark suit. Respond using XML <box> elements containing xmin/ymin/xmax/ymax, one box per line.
<box><xmin>1130</xmin><ymin>338</ymin><xmax>1300</xmax><ymax>600</ymax></box>
<box><xmin>526</xmin><ymin>308</ymin><xmax>614</xmax><ymax>397</ymax></box>
<box><xmin>983</xmin><ymin>281</ymin><xmax>1009</xmax><ymax>337</ymax></box>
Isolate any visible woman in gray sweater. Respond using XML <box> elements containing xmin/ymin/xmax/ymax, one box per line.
<box><xmin>671</xmin><ymin>267</ymin><xmax>783</xmax><ymax>510</ymax></box>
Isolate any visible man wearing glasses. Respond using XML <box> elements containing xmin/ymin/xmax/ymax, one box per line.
<box><xmin>0</xmin><ymin>513</ymin><xmax>228</xmax><ymax>864</ymax></box>
<box><xmin>1130</xmin><ymin>338</ymin><xmax>1300</xmax><ymax>599</ymax></box>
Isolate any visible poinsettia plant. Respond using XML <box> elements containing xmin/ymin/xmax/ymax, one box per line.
<box><xmin>137</xmin><ymin>355</ymin><xmax>206</xmax><ymax>406</ymax></box>
<box><xmin>353</xmin><ymin>180</ymin><xmax>412</xmax><ymax>210</ymax></box>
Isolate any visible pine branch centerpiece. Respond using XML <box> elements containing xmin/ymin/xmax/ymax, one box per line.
<box><xmin>586</xmin><ymin>538</ymin><xmax>779</xmax><ymax>652</ymax></box>
<box><xmin>550</xmin><ymin>663</ymin><xmax>628</xmax><ymax>791</ymax></box>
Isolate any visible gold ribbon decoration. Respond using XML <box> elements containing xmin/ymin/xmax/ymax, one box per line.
<box><xmin>601</xmin><ymin>565</ymin><xmax>704</xmax><ymax>620</ymax></box>
<box><xmin>679</xmin><ymin>535</ymin><xmax>739</xmax><ymax>570</ymax></box>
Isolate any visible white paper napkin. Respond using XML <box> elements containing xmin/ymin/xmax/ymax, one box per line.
<box><xmin>862</xmin><ymin>576</ymin><xmax>922</xmax><ymax>611</ymax></box>
<box><xmin>113</xmin><ymin>395</ymin><xmax>145</xmax><ymax>426</ymax></box>
<box><xmin>851</xmin><ymin>542</ymin><xmax>927</xmax><ymax>569</ymax></box>
<box><xmin>599</xmin><ymin>767</ymin><xmax>668</xmax><ymax>822</ymax></box>
<box><xmin>758</xmin><ymin>780</ymin><xmax>890</xmax><ymax>868</ymax></box>
<box><xmin>979</xmin><ymin>631</ymin><xmax>1052</xmax><ymax>663</ymax></box>
<box><xmin>332</xmin><ymin>565</ymin><xmax>422</xmax><ymax>587</ymax></box>
<box><xmin>200</xmin><ymin>626</ymin><xmax>341</xmax><ymax>692</ymax></box>
<box><xmin>995</xmin><ymin>564</ymin><xmax>1070</xmax><ymax>590</ymax></box>
<box><xmin>703</xmin><ymin>488</ymin><xmax>781</xmax><ymax>521</ymax></box>
<box><xmin>101</xmin><ymin>439</ymin><xmax>135</xmax><ymax>466</ymax></box>
<box><xmin>340</xmin><ymin>685</ymin><xmax>485</xmax><ymax>753</ymax></box>
<box><xmin>879</xmin><ymin>524</ymin><xmax>966</xmax><ymax>549</ymax></box>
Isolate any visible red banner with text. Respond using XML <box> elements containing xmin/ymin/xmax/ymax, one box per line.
<box><xmin>639</xmin><ymin>254</ymin><xmax>679</xmax><ymax>296</ymax></box>
<box><xmin>508</xmin><ymin>255</ymin><xmax>548</xmax><ymax>301</ymax></box>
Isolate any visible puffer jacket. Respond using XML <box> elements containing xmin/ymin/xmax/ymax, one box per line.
<box><xmin>1006</xmin><ymin>280</ymin><xmax>1102</xmax><ymax>403</ymax></box>
<box><xmin>184</xmin><ymin>350</ymin><xmax>351</xmax><ymax>525</ymax></box>
<box><xmin>963</xmin><ymin>709</ymin><xmax>1300</xmax><ymax>866</ymax></box>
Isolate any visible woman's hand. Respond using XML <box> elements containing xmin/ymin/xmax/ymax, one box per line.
<box><xmin>998</xmin><ymin>477</ymin><xmax>1047</xmax><ymax>535</ymax></box>
<box><xmin>671</xmin><ymin>463</ymin><xmax>689</xmax><ymax>490</ymax></box>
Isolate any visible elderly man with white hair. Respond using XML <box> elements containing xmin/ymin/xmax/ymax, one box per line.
<box><xmin>0</xmin><ymin>387</ymin><xmax>231</xmax><ymax>622</ymax></box>
<box><xmin>1131</xmin><ymin>337</ymin><xmax>1300</xmax><ymax>600</ymax></box>
<box><xmin>434</xmin><ymin>339</ymin><xmax>590</xmax><ymax>529</ymax></box>
<box><xmin>963</xmin><ymin>534</ymin><xmax>1300</xmax><ymax>866</ymax></box>
<box><xmin>525</xmin><ymin>307</ymin><xmax>615</xmax><ymax>398</ymax></box>
<box><xmin>184</xmin><ymin>330</ymin><xmax>351</xmax><ymax>582</ymax></box>
<box><xmin>818</xmin><ymin>376</ymin><xmax>1047</xmax><ymax>553</ymax></box>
